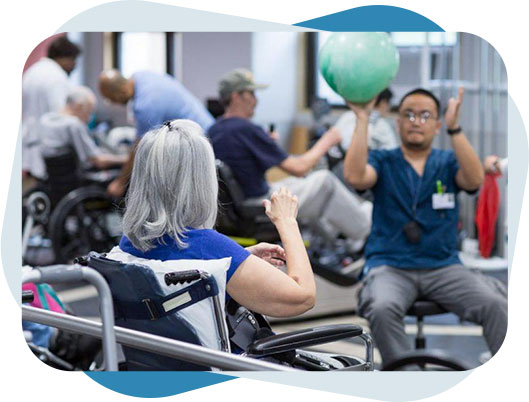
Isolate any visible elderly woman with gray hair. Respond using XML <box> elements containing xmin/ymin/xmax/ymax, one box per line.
<box><xmin>112</xmin><ymin>119</ymin><xmax>316</xmax><ymax>318</ymax></box>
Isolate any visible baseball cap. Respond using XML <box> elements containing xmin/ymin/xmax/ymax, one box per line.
<box><xmin>218</xmin><ymin>68</ymin><xmax>268</xmax><ymax>100</ymax></box>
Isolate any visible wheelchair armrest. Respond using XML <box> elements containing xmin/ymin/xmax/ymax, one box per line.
<box><xmin>246</xmin><ymin>324</ymin><xmax>363</xmax><ymax>357</ymax></box>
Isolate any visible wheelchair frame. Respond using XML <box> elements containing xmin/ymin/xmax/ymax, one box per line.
<box><xmin>22</xmin><ymin>172</ymin><xmax>122</xmax><ymax>264</ymax></box>
<box><xmin>22</xmin><ymin>264</ymin><xmax>374</xmax><ymax>371</ymax></box>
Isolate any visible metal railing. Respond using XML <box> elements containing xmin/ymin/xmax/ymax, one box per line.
<box><xmin>22</xmin><ymin>305</ymin><xmax>296</xmax><ymax>371</ymax></box>
<box><xmin>22</xmin><ymin>265</ymin><xmax>295</xmax><ymax>371</ymax></box>
<box><xmin>23</xmin><ymin>265</ymin><xmax>118</xmax><ymax>370</ymax></box>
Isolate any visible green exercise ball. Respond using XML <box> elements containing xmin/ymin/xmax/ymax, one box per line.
<box><xmin>319</xmin><ymin>32</ymin><xmax>400</xmax><ymax>103</ymax></box>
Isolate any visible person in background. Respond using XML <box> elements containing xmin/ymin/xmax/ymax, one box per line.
<box><xmin>98</xmin><ymin>70</ymin><xmax>215</xmax><ymax>198</ymax></box>
<box><xmin>22</xmin><ymin>36</ymin><xmax>81</xmax><ymax>179</ymax></box>
<box><xmin>484</xmin><ymin>155</ymin><xmax>508</xmax><ymax>176</ymax></box>
<box><xmin>38</xmin><ymin>86</ymin><xmax>127</xmax><ymax>177</ymax></box>
<box><xmin>334</xmin><ymin>88</ymin><xmax>398</xmax><ymax>151</ymax></box>
<box><xmin>331</xmin><ymin>89</ymin><xmax>399</xmax><ymax>194</ymax></box>
<box><xmin>345</xmin><ymin>87</ymin><xmax>507</xmax><ymax>367</ymax></box>
<box><xmin>209</xmin><ymin>68</ymin><xmax>372</xmax><ymax>255</ymax></box>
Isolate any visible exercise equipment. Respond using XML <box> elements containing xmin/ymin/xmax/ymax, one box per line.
<box><xmin>320</xmin><ymin>32</ymin><xmax>400</xmax><ymax>103</ymax></box>
<box><xmin>216</xmin><ymin>160</ymin><xmax>363</xmax><ymax>286</ymax></box>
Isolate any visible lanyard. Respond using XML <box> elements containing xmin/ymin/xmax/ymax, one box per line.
<box><xmin>406</xmin><ymin>168</ymin><xmax>423</xmax><ymax>218</ymax></box>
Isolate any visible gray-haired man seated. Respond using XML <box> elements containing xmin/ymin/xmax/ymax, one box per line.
<box><xmin>34</xmin><ymin>86</ymin><xmax>127</xmax><ymax>180</ymax></box>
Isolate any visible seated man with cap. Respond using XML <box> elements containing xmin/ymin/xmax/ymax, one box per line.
<box><xmin>209</xmin><ymin>68</ymin><xmax>373</xmax><ymax>255</ymax></box>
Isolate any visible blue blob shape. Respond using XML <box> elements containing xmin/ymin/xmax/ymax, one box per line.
<box><xmin>85</xmin><ymin>372</ymin><xmax>236</xmax><ymax>398</ymax></box>
<box><xmin>295</xmin><ymin>5</ymin><xmax>444</xmax><ymax>31</ymax></box>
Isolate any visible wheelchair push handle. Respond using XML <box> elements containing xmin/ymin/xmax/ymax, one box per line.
<box><xmin>164</xmin><ymin>270</ymin><xmax>202</xmax><ymax>286</ymax></box>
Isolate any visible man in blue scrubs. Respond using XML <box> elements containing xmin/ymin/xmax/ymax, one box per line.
<box><xmin>98</xmin><ymin>70</ymin><xmax>214</xmax><ymax>197</ymax></box>
<box><xmin>344</xmin><ymin>88</ymin><xmax>507</xmax><ymax>366</ymax></box>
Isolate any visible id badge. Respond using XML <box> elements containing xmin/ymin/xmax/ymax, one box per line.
<box><xmin>432</xmin><ymin>193</ymin><xmax>455</xmax><ymax>210</ymax></box>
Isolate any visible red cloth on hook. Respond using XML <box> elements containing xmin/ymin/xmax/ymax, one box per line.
<box><xmin>475</xmin><ymin>173</ymin><xmax>500</xmax><ymax>258</ymax></box>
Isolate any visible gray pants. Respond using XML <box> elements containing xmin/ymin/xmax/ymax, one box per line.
<box><xmin>269</xmin><ymin>170</ymin><xmax>372</xmax><ymax>241</ymax></box>
<box><xmin>358</xmin><ymin>265</ymin><xmax>508</xmax><ymax>365</ymax></box>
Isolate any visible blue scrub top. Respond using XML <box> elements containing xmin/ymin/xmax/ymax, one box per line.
<box><xmin>132</xmin><ymin>71</ymin><xmax>215</xmax><ymax>137</ymax></box>
<box><xmin>365</xmin><ymin>148</ymin><xmax>463</xmax><ymax>271</ymax></box>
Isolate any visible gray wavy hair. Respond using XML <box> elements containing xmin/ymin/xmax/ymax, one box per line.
<box><xmin>123</xmin><ymin>119</ymin><xmax>218</xmax><ymax>251</ymax></box>
<box><xmin>66</xmin><ymin>86</ymin><xmax>96</xmax><ymax>107</ymax></box>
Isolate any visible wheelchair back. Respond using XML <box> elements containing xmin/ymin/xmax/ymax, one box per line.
<box><xmin>44</xmin><ymin>152</ymin><xmax>82</xmax><ymax>207</ymax></box>
<box><xmin>86</xmin><ymin>251</ymin><xmax>232</xmax><ymax>370</ymax></box>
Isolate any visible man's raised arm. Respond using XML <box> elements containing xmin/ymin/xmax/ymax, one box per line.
<box><xmin>446</xmin><ymin>88</ymin><xmax>484</xmax><ymax>191</ymax></box>
<box><xmin>343</xmin><ymin>99</ymin><xmax>378</xmax><ymax>190</ymax></box>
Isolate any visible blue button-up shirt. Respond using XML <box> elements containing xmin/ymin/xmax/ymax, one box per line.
<box><xmin>365</xmin><ymin>148</ymin><xmax>462</xmax><ymax>271</ymax></box>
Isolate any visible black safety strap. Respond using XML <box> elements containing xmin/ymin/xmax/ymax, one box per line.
<box><xmin>114</xmin><ymin>278</ymin><xmax>217</xmax><ymax>321</ymax></box>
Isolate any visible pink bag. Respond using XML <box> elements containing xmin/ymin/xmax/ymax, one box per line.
<box><xmin>22</xmin><ymin>282</ymin><xmax>66</xmax><ymax>313</ymax></box>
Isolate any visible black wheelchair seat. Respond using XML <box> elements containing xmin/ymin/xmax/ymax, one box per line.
<box><xmin>44</xmin><ymin>152</ymin><xmax>83</xmax><ymax>208</ymax></box>
<box><xmin>216</xmin><ymin>160</ymin><xmax>279</xmax><ymax>242</ymax></box>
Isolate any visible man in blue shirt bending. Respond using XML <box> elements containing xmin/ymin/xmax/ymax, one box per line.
<box><xmin>344</xmin><ymin>87</ymin><xmax>507</xmax><ymax>367</ymax></box>
<box><xmin>98</xmin><ymin>70</ymin><xmax>214</xmax><ymax>197</ymax></box>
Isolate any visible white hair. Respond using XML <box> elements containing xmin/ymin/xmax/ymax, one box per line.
<box><xmin>123</xmin><ymin>119</ymin><xmax>218</xmax><ymax>251</ymax></box>
<box><xmin>66</xmin><ymin>85</ymin><xmax>96</xmax><ymax>107</ymax></box>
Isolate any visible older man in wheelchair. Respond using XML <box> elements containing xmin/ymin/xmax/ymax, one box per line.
<box><xmin>22</xmin><ymin>86</ymin><xmax>128</xmax><ymax>263</ymax></box>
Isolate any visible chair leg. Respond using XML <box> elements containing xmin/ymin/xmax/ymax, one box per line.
<box><xmin>416</xmin><ymin>316</ymin><xmax>426</xmax><ymax>349</ymax></box>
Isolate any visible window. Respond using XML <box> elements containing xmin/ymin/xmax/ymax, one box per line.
<box><xmin>117</xmin><ymin>33</ymin><xmax>167</xmax><ymax>77</ymax></box>
<box><xmin>391</xmin><ymin>32</ymin><xmax>457</xmax><ymax>47</ymax></box>
<box><xmin>310</xmin><ymin>32</ymin><xmax>459</xmax><ymax>107</ymax></box>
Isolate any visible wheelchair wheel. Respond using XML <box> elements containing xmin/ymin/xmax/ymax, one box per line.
<box><xmin>49</xmin><ymin>186</ymin><xmax>122</xmax><ymax>263</ymax></box>
<box><xmin>23</xmin><ymin>183</ymin><xmax>51</xmax><ymax>229</ymax></box>
<box><xmin>23</xmin><ymin>184</ymin><xmax>53</xmax><ymax>264</ymax></box>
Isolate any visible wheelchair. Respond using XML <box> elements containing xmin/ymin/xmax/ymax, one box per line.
<box><xmin>75</xmin><ymin>252</ymin><xmax>374</xmax><ymax>371</ymax></box>
<box><xmin>216</xmin><ymin>159</ymin><xmax>364</xmax><ymax>286</ymax></box>
<box><xmin>22</xmin><ymin>152</ymin><xmax>123</xmax><ymax>264</ymax></box>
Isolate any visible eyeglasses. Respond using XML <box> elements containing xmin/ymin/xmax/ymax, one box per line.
<box><xmin>401</xmin><ymin>110</ymin><xmax>437</xmax><ymax>125</ymax></box>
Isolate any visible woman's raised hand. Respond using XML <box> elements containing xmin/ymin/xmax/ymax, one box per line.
<box><xmin>262</xmin><ymin>187</ymin><xmax>299</xmax><ymax>225</ymax></box>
